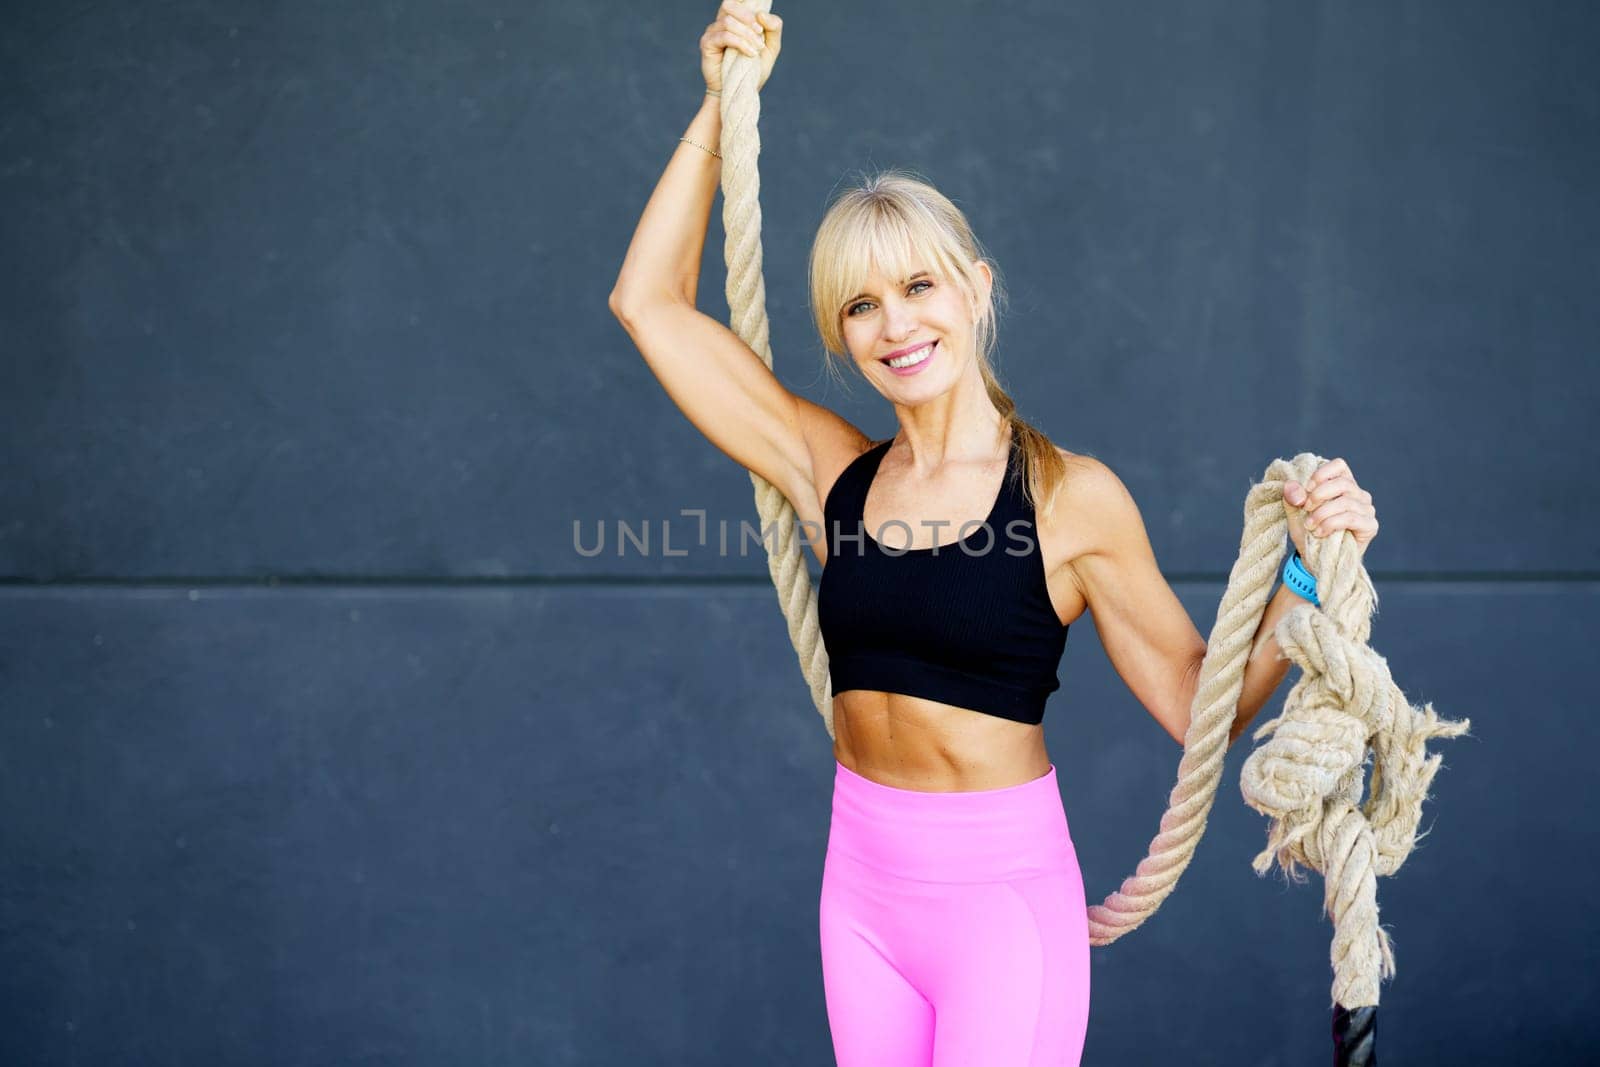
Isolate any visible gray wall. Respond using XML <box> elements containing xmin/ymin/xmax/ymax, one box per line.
<box><xmin>2</xmin><ymin>0</ymin><xmax>1595</xmax><ymax>1063</ymax></box>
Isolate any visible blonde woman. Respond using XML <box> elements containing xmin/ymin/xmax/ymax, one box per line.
<box><xmin>608</xmin><ymin>3</ymin><xmax>1381</xmax><ymax>1063</ymax></box>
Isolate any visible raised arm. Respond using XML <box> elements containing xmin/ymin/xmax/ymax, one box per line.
<box><xmin>608</xmin><ymin>7</ymin><xmax>868</xmax><ymax>529</ymax></box>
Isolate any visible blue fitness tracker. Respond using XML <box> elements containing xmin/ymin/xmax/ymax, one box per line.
<box><xmin>1282</xmin><ymin>550</ymin><xmax>1321</xmax><ymax>607</ymax></box>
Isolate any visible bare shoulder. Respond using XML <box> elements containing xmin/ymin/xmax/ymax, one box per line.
<box><xmin>1039</xmin><ymin>446</ymin><xmax>1140</xmax><ymax>560</ymax></box>
<box><xmin>795</xmin><ymin>396</ymin><xmax>875</xmax><ymax>509</ymax></box>
<box><xmin>1051</xmin><ymin>447</ymin><xmax>1151</xmax><ymax>564</ymax></box>
<box><xmin>1051</xmin><ymin>444</ymin><xmax>1106</xmax><ymax>478</ymax></box>
<box><xmin>789</xmin><ymin>396</ymin><xmax>874</xmax><ymax>565</ymax></box>
<box><xmin>1055</xmin><ymin>446</ymin><xmax>1126</xmax><ymax>500</ymax></box>
<box><xmin>1030</xmin><ymin>445</ymin><xmax>1121</xmax><ymax>624</ymax></box>
<box><xmin>1047</xmin><ymin>445</ymin><xmax>1123</xmax><ymax>507</ymax></box>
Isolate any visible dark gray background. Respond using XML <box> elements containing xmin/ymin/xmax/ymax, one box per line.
<box><xmin>2</xmin><ymin>0</ymin><xmax>1594</xmax><ymax>1063</ymax></box>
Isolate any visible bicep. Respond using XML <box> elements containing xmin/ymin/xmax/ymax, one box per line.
<box><xmin>1068</xmin><ymin>460</ymin><xmax>1208</xmax><ymax>744</ymax></box>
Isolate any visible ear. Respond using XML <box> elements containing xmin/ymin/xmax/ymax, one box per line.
<box><xmin>969</xmin><ymin>259</ymin><xmax>994</xmax><ymax>318</ymax></box>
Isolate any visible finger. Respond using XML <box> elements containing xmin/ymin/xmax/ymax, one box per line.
<box><xmin>703</xmin><ymin>19</ymin><xmax>734</xmax><ymax>51</ymax></box>
<box><xmin>724</xmin><ymin>2</ymin><xmax>762</xmax><ymax>36</ymax></box>
<box><xmin>1307</xmin><ymin>500</ymin><xmax>1372</xmax><ymax>531</ymax></box>
<box><xmin>1305</xmin><ymin>473</ymin><xmax>1366</xmax><ymax>508</ymax></box>
<box><xmin>723</xmin><ymin>16</ymin><xmax>754</xmax><ymax>50</ymax></box>
<box><xmin>1325</xmin><ymin>514</ymin><xmax>1379</xmax><ymax>543</ymax></box>
<box><xmin>1303</xmin><ymin>475</ymin><xmax>1346</xmax><ymax>508</ymax></box>
<box><xmin>1314</xmin><ymin>497</ymin><xmax>1375</xmax><ymax>522</ymax></box>
<box><xmin>1309</xmin><ymin>458</ymin><xmax>1350</xmax><ymax>492</ymax></box>
<box><xmin>736</xmin><ymin>15</ymin><xmax>763</xmax><ymax>52</ymax></box>
<box><xmin>722</xmin><ymin>17</ymin><xmax>759</xmax><ymax>55</ymax></box>
<box><xmin>1306</xmin><ymin>498</ymin><xmax>1346</xmax><ymax>528</ymax></box>
<box><xmin>757</xmin><ymin>16</ymin><xmax>780</xmax><ymax>53</ymax></box>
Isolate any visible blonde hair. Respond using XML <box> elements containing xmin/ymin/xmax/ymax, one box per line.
<box><xmin>807</xmin><ymin>167</ymin><xmax>1072</xmax><ymax>520</ymax></box>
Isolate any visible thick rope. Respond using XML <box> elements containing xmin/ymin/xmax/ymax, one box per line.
<box><xmin>715</xmin><ymin>0</ymin><xmax>835</xmax><ymax>740</ymax></box>
<box><xmin>1238</xmin><ymin>495</ymin><xmax>1472</xmax><ymax>1007</ymax></box>
<box><xmin>713</xmin><ymin>11</ymin><xmax>1467</xmax><ymax>1013</ymax></box>
<box><xmin>1081</xmin><ymin>464</ymin><xmax>1293</xmax><ymax>947</ymax></box>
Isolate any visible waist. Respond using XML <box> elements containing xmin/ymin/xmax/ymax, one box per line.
<box><xmin>832</xmin><ymin>693</ymin><xmax>1046</xmax><ymax>778</ymax></box>
<box><xmin>827</xmin><ymin>758</ymin><xmax>1078</xmax><ymax>883</ymax></box>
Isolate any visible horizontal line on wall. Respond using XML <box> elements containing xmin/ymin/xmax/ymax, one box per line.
<box><xmin>1</xmin><ymin>571</ymin><xmax>1597</xmax><ymax>590</ymax></box>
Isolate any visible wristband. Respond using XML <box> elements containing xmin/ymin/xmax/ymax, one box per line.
<box><xmin>1282</xmin><ymin>549</ymin><xmax>1320</xmax><ymax>607</ymax></box>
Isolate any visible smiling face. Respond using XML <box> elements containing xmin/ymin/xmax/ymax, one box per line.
<box><xmin>839</xmin><ymin>259</ymin><xmax>992</xmax><ymax>401</ymax></box>
<box><xmin>806</xmin><ymin>172</ymin><xmax>1006</xmax><ymax>402</ymax></box>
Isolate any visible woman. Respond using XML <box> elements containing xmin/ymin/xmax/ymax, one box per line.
<box><xmin>608</xmin><ymin>4</ymin><xmax>1381</xmax><ymax>1064</ymax></box>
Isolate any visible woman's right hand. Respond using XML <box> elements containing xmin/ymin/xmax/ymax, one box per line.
<box><xmin>700</xmin><ymin>1</ymin><xmax>782</xmax><ymax>95</ymax></box>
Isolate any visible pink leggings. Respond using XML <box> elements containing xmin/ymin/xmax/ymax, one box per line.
<box><xmin>819</xmin><ymin>758</ymin><xmax>1090</xmax><ymax>1066</ymax></box>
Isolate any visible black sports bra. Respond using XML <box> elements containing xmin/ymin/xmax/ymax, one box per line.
<box><xmin>816</xmin><ymin>432</ymin><xmax>1070</xmax><ymax>726</ymax></box>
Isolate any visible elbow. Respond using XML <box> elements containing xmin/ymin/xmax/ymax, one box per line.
<box><xmin>1172</xmin><ymin>649</ymin><xmax>1207</xmax><ymax>747</ymax></box>
<box><xmin>607</xmin><ymin>279</ymin><xmax>654</xmax><ymax>321</ymax></box>
<box><xmin>607</xmin><ymin>286</ymin><xmax>638</xmax><ymax>323</ymax></box>
<box><xmin>609</xmin><ymin>282</ymin><xmax>689</xmax><ymax>322</ymax></box>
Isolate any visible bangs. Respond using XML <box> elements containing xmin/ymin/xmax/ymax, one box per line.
<box><xmin>807</xmin><ymin>168</ymin><xmax>1000</xmax><ymax>368</ymax></box>
<box><xmin>825</xmin><ymin>204</ymin><xmax>966</xmax><ymax>321</ymax></box>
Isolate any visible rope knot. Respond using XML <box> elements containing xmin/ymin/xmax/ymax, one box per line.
<box><xmin>1238</xmin><ymin>456</ymin><xmax>1472</xmax><ymax>1007</ymax></box>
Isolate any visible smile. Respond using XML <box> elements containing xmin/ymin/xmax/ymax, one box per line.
<box><xmin>882</xmin><ymin>341</ymin><xmax>937</xmax><ymax>375</ymax></box>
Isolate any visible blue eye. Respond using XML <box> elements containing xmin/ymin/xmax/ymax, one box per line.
<box><xmin>846</xmin><ymin>279</ymin><xmax>933</xmax><ymax>317</ymax></box>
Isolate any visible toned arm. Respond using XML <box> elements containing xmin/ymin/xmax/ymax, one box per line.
<box><xmin>611</xmin><ymin>299</ymin><xmax>810</xmax><ymax>503</ymax></box>
<box><xmin>608</xmin><ymin>298</ymin><xmax>872</xmax><ymax>554</ymax></box>
<box><xmin>607</xmin><ymin>95</ymin><xmax>868</xmax><ymax>529</ymax></box>
<box><xmin>1066</xmin><ymin>459</ymin><xmax>1209</xmax><ymax>745</ymax></box>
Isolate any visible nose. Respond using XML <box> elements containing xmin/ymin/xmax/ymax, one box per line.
<box><xmin>881</xmin><ymin>301</ymin><xmax>919</xmax><ymax>341</ymax></box>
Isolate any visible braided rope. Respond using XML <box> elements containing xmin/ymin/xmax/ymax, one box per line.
<box><xmin>714</xmin><ymin>0</ymin><xmax>835</xmax><ymax>740</ymax></box>
<box><xmin>1238</xmin><ymin>476</ymin><xmax>1472</xmax><ymax>1007</ymax></box>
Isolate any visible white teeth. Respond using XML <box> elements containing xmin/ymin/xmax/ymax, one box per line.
<box><xmin>886</xmin><ymin>342</ymin><xmax>934</xmax><ymax>369</ymax></box>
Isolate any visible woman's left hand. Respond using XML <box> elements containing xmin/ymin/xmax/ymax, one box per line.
<box><xmin>1283</xmin><ymin>458</ymin><xmax>1380</xmax><ymax>562</ymax></box>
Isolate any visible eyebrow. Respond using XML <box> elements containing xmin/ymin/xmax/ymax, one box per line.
<box><xmin>842</xmin><ymin>271</ymin><xmax>931</xmax><ymax>309</ymax></box>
